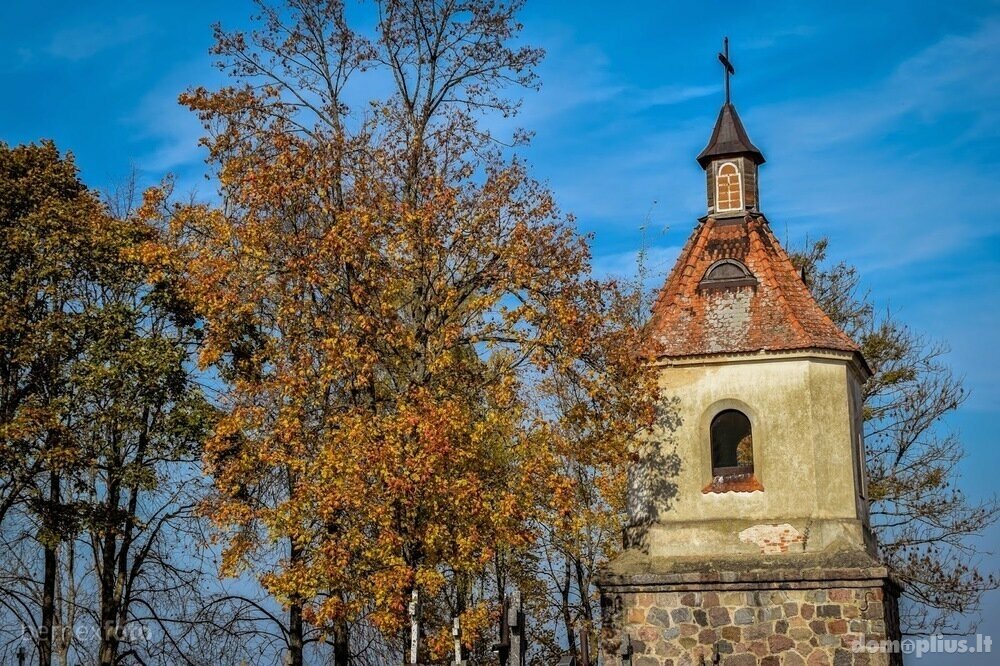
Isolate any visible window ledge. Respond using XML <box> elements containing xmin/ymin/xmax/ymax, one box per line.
<box><xmin>702</xmin><ymin>473</ymin><xmax>764</xmax><ymax>494</ymax></box>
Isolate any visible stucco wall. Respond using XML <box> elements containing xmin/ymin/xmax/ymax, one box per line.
<box><xmin>633</xmin><ymin>352</ymin><xmax>871</xmax><ymax>557</ymax></box>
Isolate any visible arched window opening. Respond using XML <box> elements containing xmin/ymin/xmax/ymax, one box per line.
<box><xmin>702</xmin><ymin>259</ymin><xmax>753</xmax><ymax>282</ymax></box>
<box><xmin>716</xmin><ymin>162</ymin><xmax>743</xmax><ymax>212</ymax></box>
<box><xmin>711</xmin><ymin>410</ymin><xmax>753</xmax><ymax>477</ymax></box>
<box><xmin>705</xmin><ymin>260</ymin><xmax>748</xmax><ymax>281</ymax></box>
<box><xmin>698</xmin><ymin>259</ymin><xmax>758</xmax><ymax>292</ymax></box>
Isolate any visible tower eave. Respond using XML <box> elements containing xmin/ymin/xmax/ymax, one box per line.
<box><xmin>645</xmin><ymin>347</ymin><xmax>874</xmax><ymax>381</ymax></box>
<box><xmin>696</xmin><ymin>102</ymin><xmax>766</xmax><ymax>168</ymax></box>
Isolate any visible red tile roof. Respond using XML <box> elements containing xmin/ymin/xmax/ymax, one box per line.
<box><xmin>646</xmin><ymin>214</ymin><xmax>860</xmax><ymax>359</ymax></box>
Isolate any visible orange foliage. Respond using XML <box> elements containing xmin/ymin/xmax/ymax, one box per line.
<box><xmin>137</xmin><ymin>0</ymin><xmax>659</xmax><ymax>651</ymax></box>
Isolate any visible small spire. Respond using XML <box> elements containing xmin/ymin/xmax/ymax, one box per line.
<box><xmin>696</xmin><ymin>105</ymin><xmax>765</xmax><ymax>168</ymax></box>
<box><xmin>696</xmin><ymin>38</ymin><xmax>765</xmax><ymax>168</ymax></box>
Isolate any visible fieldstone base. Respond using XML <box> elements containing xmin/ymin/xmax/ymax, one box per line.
<box><xmin>598</xmin><ymin>551</ymin><xmax>902</xmax><ymax>666</ymax></box>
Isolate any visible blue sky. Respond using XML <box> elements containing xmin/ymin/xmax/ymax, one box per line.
<box><xmin>2</xmin><ymin>0</ymin><xmax>999</xmax><ymax>661</ymax></box>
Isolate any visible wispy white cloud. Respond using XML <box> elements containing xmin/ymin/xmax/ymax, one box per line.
<box><xmin>523</xmin><ymin>15</ymin><xmax>1000</xmax><ymax>410</ymax></box>
<box><xmin>744</xmin><ymin>25</ymin><xmax>816</xmax><ymax>51</ymax></box>
<box><xmin>128</xmin><ymin>84</ymin><xmax>206</xmax><ymax>173</ymax></box>
<box><xmin>630</xmin><ymin>84</ymin><xmax>720</xmax><ymax>109</ymax></box>
<box><xmin>516</xmin><ymin>37</ymin><xmax>626</xmax><ymax>126</ymax></box>
<box><xmin>45</xmin><ymin>16</ymin><xmax>150</xmax><ymax>61</ymax></box>
<box><xmin>591</xmin><ymin>244</ymin><xmax>681</xmax><ymax>287</ymax></box>
<box><xmin>756</xmin><ymin>19</ymin><xmax>1000</xmax><ymax>150</ymax></box>
<box><xmin>512</xmin><ymin>31</ymin><xmax>718</xmax><ymax>135</ymax></box>
<box><xmin>121</xmin><ymin>58</ymin><xmax>224</xmax><ymax>195</ymax></box>
<box><xmin>724</xmin><ymin>18</ymin><xmax>1000</xmax><ymax>272</ymax></box>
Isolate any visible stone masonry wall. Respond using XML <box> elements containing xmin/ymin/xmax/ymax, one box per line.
<box><xmin>604</xmin><ymin>586</ymin><xmax>900</xmax><ymax>666</ymax></box>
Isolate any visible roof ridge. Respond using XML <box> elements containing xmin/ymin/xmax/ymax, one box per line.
<box><xmin>679</xmin><ymin>218</ymin><xmax>716</xmax><ymax>297</ymax></box>
<box><xmin>747</xmin><ymin>218</ymin><xmax>811</xmax><ymax>345</ymax></box>
<box><xmin>757</xmin><ymin>220</ymin><xmax>859</xmax><ymax>351</ymax></box>
<box><xmin>649</xmin><ymin>218</ymin><xmax>710</xmax><ymax>314</ymax></box>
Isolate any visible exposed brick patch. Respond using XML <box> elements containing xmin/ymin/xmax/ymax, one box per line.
<box><xmin>738</xmin><ymin>523</ymin><xmax>807</xmax><ymax>554</ymax></box>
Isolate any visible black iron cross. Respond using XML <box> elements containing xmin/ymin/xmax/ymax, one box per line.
<box><xmin>718</xmin><ymin>37</ymin><xmax>735</xmax><ymax>104</ymax></box>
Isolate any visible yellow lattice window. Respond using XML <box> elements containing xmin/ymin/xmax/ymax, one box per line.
<box><xmin>716</xmin><ymin>162</ymin><xmax>743</xmax><ymax>212</ymax></box>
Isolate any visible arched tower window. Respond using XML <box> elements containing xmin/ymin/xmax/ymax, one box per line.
<box><xmin>698</xmin><ymin>259</ymin><xmax>757</xmax><ymax>291</ymax></box>
<box><xmin>711</xmin><ymin>410</ymin><xmax>753</xmax><ymax>477</ymax></box>
<box><xmin>716</xmin><ymin>162</ymin><xmax>743</xmax><ymax>212</ymax></box>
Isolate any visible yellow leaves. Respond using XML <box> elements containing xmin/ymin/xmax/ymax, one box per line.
<box><xmin>151</xmin><ymin>38</ymin><xmax>661</xmax><ymax>646</ymax></box>
<box><xmin>414</xmin><ymin>568</ymin><xmax>446</xmax><ymax>598</ymax></box>
<box><xmin>217</xmin><ymin>530</ymin><xmax>259</xmax><ymax>579</ymax></box>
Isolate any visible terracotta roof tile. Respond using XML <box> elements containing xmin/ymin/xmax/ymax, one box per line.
<box><xmin>646</xmin><ymin>214</ymin><xmax>860</xmax><ymax>358</ymax></box>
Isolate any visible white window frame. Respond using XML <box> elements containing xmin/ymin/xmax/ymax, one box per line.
<box><xmin>716</xmin><ymin>161</ymin><xmax>743</xmax><ymax>212</ymax></box>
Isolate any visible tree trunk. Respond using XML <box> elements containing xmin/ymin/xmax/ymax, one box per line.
<box><xmin>333</xmin><ymin>618</ymin><xmax>350</xmax><ymax>666</ymax></box>
<box><xmin>284</xmin><ymin>459</ymin><xmax>305</xmax><ymax>666</ymax></box>
<box><xmin>287</xmin><ymin>534</ymin><xmax>304</xmax><ymax>666</ymax></box>
<box><xmin>574</xmin><ymin>558</ymin><xmax>593</xmax><ymax>666</ymax></box>
<box><xmin>288</xmin><ymin>598</ymin><xmax>304</xmax><ymax>666</ymax></box>
<box><xmin>454</xmin><ymin>573</ymin><xmax>468</xmax><ymax>663</ymax></box>
<box><xmin>39</xmin><ymin>471</ymin><xmax>60</xmax><ymax>666</ymax></box>
<box><xmin>101</xmin><ymin>418</ymin><xmax>147</xmax><ymax>666</ymax></box>
<box><xmin>97</xmin><ymin>499</ymin><xmax>120</xmax><ymax>666</ymax></box>
<box><xmin>57</xmin><ymin>538</ymin><xmax>75</xmax><ymax>666</ymax></box>
<box><xmin>560</xmin><ymin>559</ymin><xmax>576</xmax><ymax>657</ymax></box>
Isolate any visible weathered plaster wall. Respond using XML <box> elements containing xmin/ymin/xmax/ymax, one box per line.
<box><xmin>634</xmin><ymin>352</ymin><xmax>871</xmax><ymax>557</ymax></box>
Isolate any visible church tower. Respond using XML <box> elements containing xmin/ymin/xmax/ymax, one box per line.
<box><xmin>598</xmin><ymin>41</ymin><xmax>902</xmax><ymax>666</ymax></box>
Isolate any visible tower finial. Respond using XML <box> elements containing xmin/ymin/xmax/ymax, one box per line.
<box><xmin>718</xmin><ymin>37</ymin><xmax>735</xmax><ymax>104</ymax></box>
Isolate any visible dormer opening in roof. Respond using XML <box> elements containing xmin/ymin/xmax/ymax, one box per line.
<box><xmin>698</xmin><ymin>38</ymin><xmax>765</xmax><ymax>218</ymax></box>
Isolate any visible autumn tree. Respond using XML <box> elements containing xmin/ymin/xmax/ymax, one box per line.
<box><xmin>792</xmin><ymin>239</ymin><xmax>998</xmax><ymax>635</ymax></box>
<box><xmin>66</xmin><ymin>181</ymin><xmax>218</xmax><ymax>665</ymax></box>
<box><xmin>0</xmin><ymin>144</ymin><xmax>227</xmax><ymax>665</ymax></box>
<box><xmin>140</xmin><ymin>0</ymin><xmax>657</xmax><ymax>663</ymax></box>
<box><xmin>0</xmin><ymin>140</ymin><xmax>122</xmax><ymax>666</ymax></box>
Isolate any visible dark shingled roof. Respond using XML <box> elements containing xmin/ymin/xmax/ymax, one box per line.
<box><xmin>644</xmin><ymin>214</ymin><xmax>861</xmax><ymax>359</ymax></box>
<box><xmin>696</xmin><ymin>103</ymin><xmax>765</xmax><ymax>168</ymax></box>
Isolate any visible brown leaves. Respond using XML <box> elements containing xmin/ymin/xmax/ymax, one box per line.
<box><xmin>138</xmin><ymin>0</ymin><xmax>659</xmax><ymax>650</ymax></box>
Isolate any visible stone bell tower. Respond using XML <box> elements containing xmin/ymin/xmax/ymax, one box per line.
<box><xmin>598</xmin><ymin>41</ymin><xmax>902</xmax><ymax>666</ymax></box>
